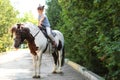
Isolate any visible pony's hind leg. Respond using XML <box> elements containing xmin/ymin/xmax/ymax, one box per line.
<box><xmin>57</xmin><ymin>50</ymin><xmax>63</xmax><ymax>73</ymax></box>
<box><xmin>52</xmin><ymin>52</ymin><xmax>58</xmax><ymax>73</ymax></box>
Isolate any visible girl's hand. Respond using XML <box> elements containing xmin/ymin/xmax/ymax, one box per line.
<box><xmin>38</xmin><ymin>22</ymin><xmax>42</xmax><ymax>27</ymax></box>
<box><xmin>38</xmin><ymin>24</ymin><xmax>42</xmax><ymax>27</ymax></box>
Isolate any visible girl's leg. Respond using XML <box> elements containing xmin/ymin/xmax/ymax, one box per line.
<box><xmin>46</xmin><ymin>27</ymin><xmax>56</xmax><ymax>47</ymax></box>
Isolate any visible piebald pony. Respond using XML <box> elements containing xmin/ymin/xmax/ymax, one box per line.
<box><xmin>11</xmin><ymin>22</ymin><xmax>65</xmax><ymax>78</ymax></box>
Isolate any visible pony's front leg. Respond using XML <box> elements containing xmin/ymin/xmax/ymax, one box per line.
<box><xmin>32</xmin><ymin>55</ymin><xmax>38</xmax><ymax>78</ymax></box>
<box><xmin>36</xmin><ymin>51</ymin><xmax>42</xmax><ymax>78</ymax></box>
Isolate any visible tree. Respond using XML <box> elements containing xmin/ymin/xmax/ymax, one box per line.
<box><xmin>46</xmin><ymin>0</ymin><xmax>62</xmax><ymax>29</ymax></box>
<box><xmin>18</xmin><ymin>12</ymin><xmax>37</xmax><ymax>25</ymax></box>
<box><xmin>0</xmin><ymin>0</ymin><xmax>18</xmax><ymax>52</ymax></box>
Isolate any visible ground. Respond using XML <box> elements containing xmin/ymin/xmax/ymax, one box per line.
<box><xmin>0</xmin><ymin>49</ymin><xmax>87</xmax><ymax>80</ymax></box>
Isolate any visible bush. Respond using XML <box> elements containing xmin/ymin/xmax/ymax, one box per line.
<box><xmin>47</xmin><ymin>0</ymin><xmax>120</xmax><ymax>79</ymax></box>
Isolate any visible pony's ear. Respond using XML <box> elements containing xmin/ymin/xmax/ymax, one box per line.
<box><xmin>42</xmin><ymin>6</ymin><xmax>45</xmax><ymax>9</ymax></box>
<box><xmin>10</xmin><ymin>27</ymin><xmax>16</xmax><ymax>38</ymax></box>
<box><xmin>17</xmin><ymin>24</ymin><xmax>21</xmax><ymax>29</ymax></box>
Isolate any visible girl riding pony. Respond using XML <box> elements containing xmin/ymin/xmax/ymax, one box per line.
<box><xmin>37</xmin><ymin>5</ymin><xmax>56</xmax><ymax>47</ymax></box>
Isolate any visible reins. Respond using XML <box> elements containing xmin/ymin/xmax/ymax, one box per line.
<box><xmin>33</xmin><ymin>30</ymin><xmax>40</xmax><ymax>38</ymax></box>
<box><xmin>33</xmin><ymin>26</ymin><xmax>45</xmax><ymax>38</ymax></box>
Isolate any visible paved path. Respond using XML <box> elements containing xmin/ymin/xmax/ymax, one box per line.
<box><xmin>0</xmin><ymin>49</ymin><xmax>86</xmax><ymax>80</ymax></box>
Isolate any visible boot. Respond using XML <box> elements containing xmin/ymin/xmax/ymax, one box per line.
<box><xmin>52</xmin><ymin>41</ymin><xmax>57</xmax><ymax>48</ymax></box>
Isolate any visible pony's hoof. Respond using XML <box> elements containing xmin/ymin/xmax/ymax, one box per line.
<box><xmin>36</xmin><ymin>75</ymin><xmax>40</xmax><ymax>78</ymax></box>
<box><xmin>32</xmin><ymin>75</ymin><xmax>37</xmax><ymax>78</ymax></box>
<box><xmin>52</xmin><ymin>71</ymin><xmax>57</xmax><ymax>74</ymax></box>
<box><xmin>32</xmin><ymin>75</ymin><xmax>41</xmax><ymax>78</ymax></box>
<box><xmin>57</xmin><ymin>71</ymin><xmax>63</xmax><ymax>74</ymax></box>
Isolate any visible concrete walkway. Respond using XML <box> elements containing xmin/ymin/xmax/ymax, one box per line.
<box><xmin>0</xmin><ymin>49</ymin><xmax>86</xmax><ymax>80</ymax></box>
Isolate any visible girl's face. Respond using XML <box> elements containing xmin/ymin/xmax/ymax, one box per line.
<box><xmin>38</xmin><ymin>9</ymin><xmax>43</xmax><ymax>15</ymax></box>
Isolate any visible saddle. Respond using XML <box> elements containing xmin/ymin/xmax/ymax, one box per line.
<box><xmin>39</xmin><ymin>27</ymin><xmax>56</xmax><ymax>41</ymax></box>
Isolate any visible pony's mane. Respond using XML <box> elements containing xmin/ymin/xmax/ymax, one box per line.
<box><xmin>23</xmin><ymin>22</ymin><xmax>40</xmax><ymax>36</ymax></box>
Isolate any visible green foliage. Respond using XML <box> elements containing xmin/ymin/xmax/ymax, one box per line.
<box><xmin>47</xmin><ymin>0</ymin><xmax>120</xmax><ymax>79</ymax></box>
<box><xmin>18</xmin><ymin>12</ymin><xmax>37</xmax><ymax>25</ymax></box>
<box><xmin>46</xmin><ymin>0</ymin><xmax>62</xmax><ymax>29</ymax></box>
<box><xmin>0</xmin><ymin>0</ymin><xmax>18</xmax><ymax>52</ymax></box>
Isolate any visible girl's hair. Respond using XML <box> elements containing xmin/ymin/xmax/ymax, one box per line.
<box><xmin>37</xmin><ymin>5</ymin><xmax>44</xmax><ymax>10</ymax></box>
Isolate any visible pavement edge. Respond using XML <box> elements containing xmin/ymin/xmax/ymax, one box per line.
<box><xmin>65</xmin><ymin>59</ymin><xmax>105</xmax><ymax>80</ymax></box>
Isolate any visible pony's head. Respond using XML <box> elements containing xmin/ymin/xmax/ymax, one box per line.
<box><xmin>10</xmin><ymin>23</ymin><xmax>30</xmax><ymax>49</ymax></box>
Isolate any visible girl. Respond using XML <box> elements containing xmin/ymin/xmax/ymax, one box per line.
<box><xmin>37</xmin><ymin>5</ymin><xmax>56</xmax><ymax>47</ymax></box>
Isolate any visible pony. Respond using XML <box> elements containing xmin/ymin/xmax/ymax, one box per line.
<box><xmin>10</xmin><ymin>22</ymin><xmax>65</xmax><ymax>78</ymax></box>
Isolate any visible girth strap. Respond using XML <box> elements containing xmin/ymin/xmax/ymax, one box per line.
<box><xmin>42</xmin><ymin>40</ymin><xmax>49</xmax><ymax>53</ymax></box>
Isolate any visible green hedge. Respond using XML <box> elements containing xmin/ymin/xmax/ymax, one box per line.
<box><xmin>47</xmin><ymin>0</ymin><xmax>120</xmax><ymax>79</ymax></box>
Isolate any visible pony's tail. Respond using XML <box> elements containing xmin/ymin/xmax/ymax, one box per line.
<box><xmin>61</xmin><ymin>46</ymin><xmax>65</xmax><ymax>66</ymax></box>
<box><xmin>57</xmin><ymin>40</ymin><xmax>62</xmax><ymax>50</ymax></box>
